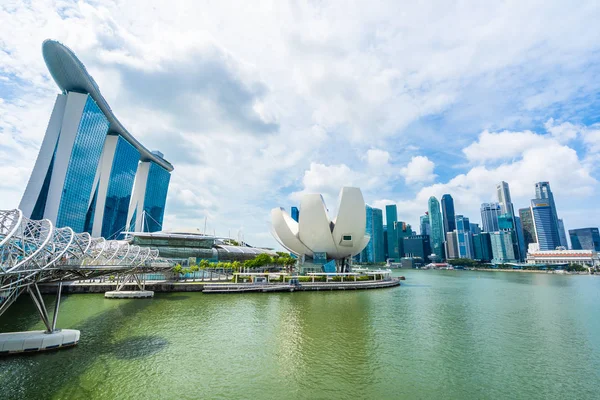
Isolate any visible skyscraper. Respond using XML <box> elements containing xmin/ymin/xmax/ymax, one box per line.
<box><xmin>386</xmin><ymin>204</ymin><xmax>399</xmax><ymax>260</ymax></box>
<box><xmin>557</xmin><ymin>219</ymin><xmax>568</xmax><ymax>248</ymax></box>
<box><xmin>569</xmin><ymin>228</ymin><xmax>600</xmax><ymax>251</ymax></box>
<box><xmin>455</xmin><ymin>215</ymin><xmax>473</xmax><ymax>259</ymax></box>
<box><xmin>291</xmin><ymin>206</ymin><xmax>300</xmax><ymax>222</ymax></box>
<box><xmin>470</xmin><ymin>223</ymin><xmax>481</xmax><ymax>235</ymax></box>
<box><xmin>534</xmin><ymin>181</ymin><xmax>562</xmax><ymax>246</ymax></box>
<box><xmin>496</xmin><ymin>181</ymin><xmax>515</xmax><ymax>216</ymax></box>
<box><xmin>360</xmin><ymin>205</ymin><xmax>385</xmax><ymax>263</ymax></box>
<box><xmin>403</xmin><ymin>235</ymin><xmax>431</xmax><ymax>261</ymax></box>
<box><xmin>531</xmin><ymin>199</ymin><xmax>561</xmax><ymax>250</ymax></box>
<box><xmin>498</xmin><ymin>213</ymin><xmax>522</xmax><ymax>261</ymax></box>
<box><xmin>396</xmin><ymin>221</ymin><xmax>413</xmax><ymax>257</ymax></box>
<box><xmin>441</xmin><ymin>194</ymin><xmax>456</xmax><ymax>235</ymax></box>
<box><xmin>445</xmin><ymin>231</ymin><xmax>459</xmax><ymax>259</ymax></box>
<box><xmin>428</xmin><ymin>196</ymin><xmax>445</xmax><ymax>260</ymax></box>
<box><xmin>19</xmin><ymin>40</ymin><xmax>173</xmax><ymax>238</ymax></box>
<box><xmin>518</xmin><ymin>208</ymin><xmax>536</xmax><ymax>250</ymax></box>
<box><xmin>420</xmin><ymin>213</ymin><xmax>431</xmax><ymax>237</ymax></box>
<box><xmin>480</xmin><ymin>203</ymin><xmax>501</xmax><ymax>232</ymax></box>
<box><xmin>473</xmin><ymin>233</ymin><xmax>493</xmax><ymax>262</ymax></box>
<box><xmin>490</xmin><ymin>231</ymin><xmax>516</xmax><ymax>264</ymax></box>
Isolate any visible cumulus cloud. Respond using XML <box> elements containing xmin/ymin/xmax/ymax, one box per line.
<box><xmin>400</xmin><ymin>156</ymin><xmax>436</xmax><ymax>184</ymax></box>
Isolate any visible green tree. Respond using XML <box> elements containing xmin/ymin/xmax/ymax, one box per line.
<box><xmin>173</xmin><ymin>264</ymin><xmax>183</xmax><ymax>280</ymax></box>
<box><xmin>190</xmin><ymin>264</ymin><xmax>199</xmax><ymax>281</ymax></box>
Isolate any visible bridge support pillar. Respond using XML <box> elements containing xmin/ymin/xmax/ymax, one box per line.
<box><xmin>105</xmin><ymin>272</ymin><xmax>153</xmax><ymax>299</ymax></box>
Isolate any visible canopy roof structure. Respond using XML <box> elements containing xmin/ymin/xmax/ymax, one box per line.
<box><xmin>0</xmin><ymin>209</ymin><xmax>171</xmax><ymax>316</ymax></box>
<box><xmin>42</xmin><ymin>39</ymin><xmax>173</xmax><ymax>172</ymax></box>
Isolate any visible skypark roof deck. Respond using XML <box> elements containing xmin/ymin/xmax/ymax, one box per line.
<box><xmin>42</xmin><ymin>39</ymin><xmax>173</xmax><ymax>172</ymax></box>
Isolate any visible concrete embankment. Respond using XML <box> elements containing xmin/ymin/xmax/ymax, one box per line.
<box><xmin>39</xmin><ymin>279</ymin><xmax>400</xmax><ymax>294</ymax></box>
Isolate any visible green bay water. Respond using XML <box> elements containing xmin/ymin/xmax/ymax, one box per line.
<box><xmin>1</xmin><ymin>270</ymin><xmax>599</xmax><ymax>399</ymax></box>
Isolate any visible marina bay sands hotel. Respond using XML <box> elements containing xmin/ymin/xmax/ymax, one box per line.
<box><xmin>19</xmin><ymin>40</ymin><xmax>173</xmax><ymax>239</ymax></box>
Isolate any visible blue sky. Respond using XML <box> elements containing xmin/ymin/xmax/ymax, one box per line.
<box><xmin>1</xmin><ymin>0</ymin><xmax>600</xmax><ymax>248</ymax></box>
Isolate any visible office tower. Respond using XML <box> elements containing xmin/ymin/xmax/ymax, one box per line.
<box><xmin>557</xmin><ymin>219</ymin><xmax>568</xmax><ymax>248</ymax></box>
<box><xmin>569</xmin><ymin>228</ymin><xmax>600</xmax><ymax>251</ymax></box>
<box><xmin>20</xmin><ymin>40</ymin><xmax>173</xmax><ymax>238</ymax></box>
<box><xmin>441</xmin><ymin>194</ymin><xmax>456</xmax><ymax>235</ymax></box>
<box><xmin>496</xmin><ymin>181</ymin><xmax>515</xmax><ymax>216</ymax></box>
<box><xmin>498</xmin><ymin>213</ymin><xmax>522</xmax><ymax>261</ymax></box>
<box><xmin>514</xmin><ymin>216</ymin><xmax>526</xmax><ymax>259</ymax></box>
<box><xmin>383</xmin><ymin>226</ymin><xmax>389</xmax><ymax>260</ymax></box>
<box><xmin>519</xmin><ymin>208</ymin><xmax>536</xmax><ymax>249</ymax></box>
<box><xmin>291</xmin><ymin>206</ymin><xmax>300</xmax><ymax>222</ymax></box>
<box><xmin>420</xmin><ymin>213</ymin><xmax>431</xmax><ymax>237</ymax></box>
<box><xmin>470</xmin><ymin>223</ymin><xmax>481</xmax><ymax>235</ymax></box>
<box><xmin>480</xmin><ymin>203</ymin><xmax>501</xmax><ymax>232</ymax></box>
<box><xmin>396</xmin><ymin>221</ymin><xmax>413</xmax><ymax>257</ymax></box>
<box><xmin>490</xmin><ymin>231</ymin><xmax>516</xmax><ymax>263</ymax></box>
<box><xmin>403</xmin><ymin>235</ymin><xmax>432</xmax><ymax>261</ymax></box>
<box><xmin>428</xmin><ymin>196</ymin><xmax>445</xmax><ymax>260</ymax></box>
<box><xmin>531</xmin><ymin>199</ymin><xmax>561</xmax><ymax>250</ymax></box>
<box><xmin>386</xmin><ymin>205</ymin><xmax>399</xmax><ymax>260</ymax></box>
<box><xmin>534</xmin><ymin>181</ymin><xmax>561</xmax><ymax>244</ymax></box>
<box><xmin>473</xmin><ymin>233</ymin><xmax>493</xmax><ymax>262</ymax></box>
<box><xmin>360</xmin><ymin>205</ymin><xmax>385</xmax><ymax>263</ymax></box>
<box><xmin>445</xmin><ymin>231</ymin><xmax>459</xmax><ymax>259</ymax></box>
<box><xmin>455</xmin><ymin>215</ymin><xmax>473</xmax><ymax>259</ymax></box>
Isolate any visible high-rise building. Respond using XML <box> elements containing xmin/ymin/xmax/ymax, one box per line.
<box><xmin>291</xmin><ymin>206</ymin><xmax>300</xmax><ymax>222</ymax></box>
<box><xmin>480</xmin><ymin>203</ymin><xmax>501</xmax><ymax>232</ymax></box>
<box><xmin>557</xmin><ymin>219</ymin><xmax>568</xmax><ymax>248</ymax></box>
<box><xmin>531</xmin><ymin>199</ymin><xmax>561</xmax><ymax>250</ymax></box>
<box><xmin>534</xmin><ymin>181</ymin><xmax>562</xmax><ymax>245</ymax></box>
<box><xmin>359</xmin><ymin>205</ymin><xmax>385</xmax><ymax>263</ymax></box>
<box><xmin>473</xmin><ymin>233</ymin><xmax>493</xmax><ymax>262</ymax></box>
<box><xmin>404</xmin><ymin>235</ymin><xmax>431</xmax><ymax>261</ymax></box>
<box><xmin>19</xmin><ymin>40</ymin><xmax>173</xmax><ymax>238</ymax></box>
<box><xmin>569</xmin><ymin>228</ymin><xmax>600</xmax><ymax>251</ymax></box>
<box><xmin>383</xmin><ymin>226</ymin><xmax>389</xmax><ymax>260</ymax></box>
<box><xmin>386</xmin><ymin>205</ymin><xmax>399</xmax><ymax>261</ymax></box>
<box><xmin>470</xmin><ymin>223</ymin><xmax>481</xmax><ymax>235</ymax></box>
<box><xmin>518</xmin><ymin>208</ymin><xmax>536</xmax><ymax>250</ymax></box>
<box><xmin>498</xmin><ymin>213</ymin><xmax>522</xmax><ymax>261</ymax></box>
<box><xmin>441</xmin><ymin>194</ymin><xmax>456</xmax><ymax>235</ymax></box>
<box><xmin>455</xmin><ymin>215</ymin><xmax>473</xmax><ymax>259</ymax></box>
<box><xmin>396</xmin><ymin>221</ymin><xmax>413</xmax><ymax>257</ymax></box>
<box><xmin>445</xmin><ymin>231</ymin><xmax>459</xmax><ymax>259</ymax></box>
<box><xmin>428</xmin><ymin>197</ymin><xmax>445</xmax><ymax>260</ymax></box>
<box><xmin>420</xmin><ymin>213</ymin><xmax>431</xmax><ymax>237</ymax></box>
<box><xmin>490</xmin><ymin>231</ymin><xmax>517</xmax><ymax>264</ymax></box>
<box><xmin>496</xmin><ymin>181</ymin><xmax>515</xmax><ymax>216</ymax></box>
<box><xmin>514</xmin><ymin>216</ymin><xmax>526</xmax><ymax>260</ymax></box>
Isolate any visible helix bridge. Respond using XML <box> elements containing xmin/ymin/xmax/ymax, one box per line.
<box><xmin>0</xmin><ymin>209</ymin><xmax>172</xmax><ymax>352</ymax></box>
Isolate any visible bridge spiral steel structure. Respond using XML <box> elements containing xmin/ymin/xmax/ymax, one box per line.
<box><xmin>0</xmin><ymin>209</ymin><xmax>171</xmax><ymax>317</ymax></box>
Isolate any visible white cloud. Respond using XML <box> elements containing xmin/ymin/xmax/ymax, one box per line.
<box><xmin>400</xmin><ymin>156</ymin><xmax>436</xmax><ymax>184</ymax></box>
<box><xmin>462</xmin><ymin>130</ymin><xmax>551</xmax><ymax>163</ymax></box>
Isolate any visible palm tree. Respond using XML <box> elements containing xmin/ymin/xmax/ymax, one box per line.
<box><xmin>173</xmin><ymin>264</ymin><xmax>183</xmax><ymax>281</ymax></box>
<box><xmin>190</xmin><ymin>264</ymin><xmax>199</xmax><ymax>282</ymax></box>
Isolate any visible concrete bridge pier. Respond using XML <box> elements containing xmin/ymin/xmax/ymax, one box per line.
<box><xmin>0</xmin><ymin>282</ymin><xmax>80</xmax><ymax>355</ymax></box>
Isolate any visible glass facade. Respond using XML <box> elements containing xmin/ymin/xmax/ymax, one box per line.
<box><xmin>428</xmin><ymin>196</ymin><xmax>445</xmax><ymax>260</ymax></box>
<box><xmin>441</xmin><ymin>194</ymin><xmax>456</xmax><ymax>235</ymax></box>
<box><xmin>386</xmin><ymin>205</ymin><xmax>399</xmax><ymax>261</ymax></box>
<box><xmin>569</xmin><ymin>228</ymin><xmax>600</xmax><ymax>251</ymax></box>
<box><xmin>557</xmin><ymin>219</ymin><xmax>568</xmax><ymax>248</ymax></box>
<box><xmin>396</xmin><ymin>221</ymin><xmax>412</xmax><ymax>258</ymax></box>
<box><xmin>473</xmin><ymin>233</ymin><xmax>493</xmax><ymax>262</ymax></box>
<box><xmin>480</xmin><ymin>202</ymin><xmax>501</xmax><ymax>233</ymax></box>
<box><xmin>291</xmin><ymin>206</ymin><xmax>299</xmax><ymax>222</ymax></box>
<box><xmin>519</xmin><ymin>208</ymin><xmax>536</xmax><ymax>250</ymax></box>
<box><xmin>420</xmin><ymin>214</ymin><xmax>431</xmax><ymax>237</ymax></box>
<box><xmin>56</xmin><ymin>95</ymin><xmax>109</xmax><ymax>232</ymax></box>
<box><xmin>490</xmin><ymin>231</ymin><xmax>516</xmax><ymax>263</ymax></box>
<box><xmin>531</xmin><ymin>199</ymin><xmax>560</xmax><ymax>251</ymax></box>
<box><xmin>403</xmin><ymin>235</ymin><xmax>431</xmax><ymax>260</ymax></box>
<box><xmin>143</xmin><ymin>162</ymin><xmax>171</xmax><ymax>232</ymax></box>
<box><xmin>359</xmin><ymin>205</ymin><xmax>385</xmax><ymax>263</ymax></box>
<box><xmin>534</xmin><ymin>182</ymin><xmax>561</xmax><ymax>246</ymax></box>
<box><xmin>101</xmin><ymin>136</ymin><xmax>141</xmax><ymax>239</ymax></box>
<box><xmin>455</xmin><ymin>215</ymin><xmax>473</xmax><ymax>259</ymax></box>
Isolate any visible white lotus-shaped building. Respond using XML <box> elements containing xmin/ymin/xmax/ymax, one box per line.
<box><xmin>271</xmin><ymin>187</ymin><xmax>370</xmax><ymax>261</ymax></box>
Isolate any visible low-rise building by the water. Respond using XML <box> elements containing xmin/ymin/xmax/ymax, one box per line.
<box><xmin>127</xmin><ymin>231</ymin><xmax>277</xmax><ymax>264</ymax></box>
<box><xmin>526</xmin><ymin>249</ymin><xmax>599</xmax><ymax>267</ymax></box>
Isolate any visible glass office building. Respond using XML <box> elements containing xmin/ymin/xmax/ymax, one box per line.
<box><xmin>531</xmin><ymin>199</ymin><xmax>561</xmax><ymax>250</ymax></box>
<box><xmin>480</xmin><ymin>202</ymin><xmax>501</xmax><ymax>233</ymax></box>
<box><xmin>359</xmin><ymin>205</ymin><xmax>385</xmax><ymax>263</ymax></box>
<box><xmin>473</xmin><ymin>233</ymin><xmax>493</xmax><ymax>262</ymax></box>
<box><xmin>420</xmin><ymin>213</ymin><xmax>431</xmax><ymax>236</ymax></box>
<box><xmin>569</xmin><ymin>228</ymin><xmax>600</xmax><ymax>251</ymax></box>
<box><xmin>441</xmin><ymin>194</ymin><xmax>456</xmax><ymax>236</ymax></box>
<box><xmin>386</xmin><ymin>205</ymin><xmax>399</xmax><ymax>261</ymax></box>
<box><xmin>455</xmin><ymin>215</ymin><xmax>473</xmax><ymax>259</ymax></box>
<box><xmin>519</xmin><ymin>207</ymin><xmax>536</xmax><ymax>250</ymax></box>
<box><xmin>428</xmin><ymin>196</ymin><xmax>445</xmax><ymax>260</ymax></box>
<box><xmin>19</xmin><ymin>40</ymin><xmax>174</xmax><ymax>238</ymax></box>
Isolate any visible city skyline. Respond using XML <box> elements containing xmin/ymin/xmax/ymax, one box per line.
<box><xmin>1</xmin><ymin>2</ymin><xmax>600</xmax><ymax>250</ymax></box>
